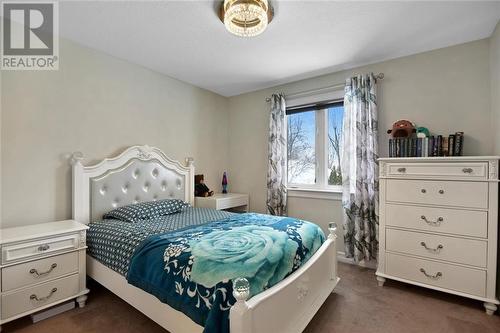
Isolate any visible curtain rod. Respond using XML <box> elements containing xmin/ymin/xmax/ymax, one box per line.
<box><xmin>265</xmin><ymin>72</ymin><xmax>384</xmax><ymax>102</ymax></box>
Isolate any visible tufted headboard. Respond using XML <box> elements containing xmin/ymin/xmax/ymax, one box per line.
<box><xmin>71</xmin><ymin>145</ymin><xmax>195</xmax><ymax>224</ymax></box>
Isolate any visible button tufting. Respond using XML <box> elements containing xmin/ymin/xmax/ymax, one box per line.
<box><xmin>134</xmin><ymin>196</ymin><xmax>140</xmax><ymax>204</ymax></box>
<box><xmin>132</xmin><ymin>169</ymin><xmax>140</xmax><ymax>179</ymax></box>
<box><xmin>176</xmin><ymin>178</ymin><xmax>182</xmax><ymax>189</ymax></box>
<box><xmin>143</xmin><ymin>182</ymin><xmax>150</xmax><ymax>192</ymax></box>
<box><xmin>99</xmin><ymin>186</ymin><xmax>107</xmax><ymax>195</ymax></box>
<box><xmin>161</xmin><ymin>181</ymin><xmax>168</xmax><ymax>191</ymax></box>
<box><xmin>151</xmin><ymin>168</ymin><xmax>159</xmax><ymax>178</ymax></box>
<box><xmin>122</xmin><ymin>183</ymin><xmax>129</xmax><ymax>194</ymax></box>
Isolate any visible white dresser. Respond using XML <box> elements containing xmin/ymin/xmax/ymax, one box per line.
<box><xmin>0</xmin><ymin>220</ymin><xmax>89</xmax><ymax>330</ymax></box>
<box><xmin>376</xmin><ymin>157</ymin><xmax>499</xmax><ymax>315</ymax></box>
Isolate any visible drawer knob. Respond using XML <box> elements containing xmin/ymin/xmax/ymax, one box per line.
<box><xmin>420</xmin><ymin>215</ymin><xmax>444</xmax><ymax>226</ymax></box>
<box><xmin>30</xmin><ymin>288</ymin><xmax>57</xmax><ymax>302</ymax></box>
<box><xmin>462</xmin><ymin>168</ymin><xmax>473</xmax><ymax>174</ymax></box>
<box><xmin>397</xmin><ymin>167</ymin><xmax>406</xmax><ymax>173</ymax></box>
<box><xmin>419</xmin><ymin>268</ymin><xmax>442</xmax><ymax>280</ymax></box>
<box><xmin>438</xmin><ymin>189</ymin><xmax>445</xmax><ymax>194</ymax></box>
<box><xmin>29</xmin><ymin>263</ymin><xmax>57</xmax><ymax>277</ymax></box>
<box><xmin>37</xmin><ymin>244</ymin><xmax>50</xmax><ymax>252</ymax></box>
<box><xmin>420</xmin><ymin>241</ymin><xmax>444</xmax><ymax>253</ymax></box>
<box><xmin>421</xmin><ymin>189</ymin><xmax>427</xmax><ymax>193</ymax></box>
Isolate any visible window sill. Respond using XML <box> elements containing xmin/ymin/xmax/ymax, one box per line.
<box><xmin>287</xmin><ymin>188</ymin><xmax>342</xmax><ymax>201</ymax></box>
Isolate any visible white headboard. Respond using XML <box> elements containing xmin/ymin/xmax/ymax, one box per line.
<box><xmin>71</xmin><ymin>145</ymin><xmax>195</xmax><ymax>224</ymax></box>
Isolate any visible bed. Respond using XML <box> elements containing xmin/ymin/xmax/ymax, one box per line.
<box><xmin>71</xmin><ymin>145</ymin><xmax>339</xmax><ymax>333</ymax></box>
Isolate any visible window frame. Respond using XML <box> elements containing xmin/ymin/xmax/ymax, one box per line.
<box><xmin>285</xmin><ymin>93</ymin><xmax>344</xmax><ymax>195</ymax></box>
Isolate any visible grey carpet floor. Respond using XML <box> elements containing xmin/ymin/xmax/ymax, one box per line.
<box><xmin>4</xmin><ymin>263</ymin><xmax>500</xmax><ymax>333</ymax></box>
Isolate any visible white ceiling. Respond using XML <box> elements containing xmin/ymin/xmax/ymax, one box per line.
<box><xmin>59</xmin><ymin>1</ymin><xmax>500</xmax><ymax>97</ymax></box>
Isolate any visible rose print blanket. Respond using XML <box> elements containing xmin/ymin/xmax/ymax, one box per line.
<box><xmin>126</xmin><ymin>213</ymin><xmax>325</xmax><ymax>333</ymax></box>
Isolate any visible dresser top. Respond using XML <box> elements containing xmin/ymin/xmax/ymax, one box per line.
<box><xmin>0</xmin><ymin>220</ymin><xmax>88</xmax><ymax>244</ymax></box>
<box><xmin>379</xmin><ymin>156</ymin><xmax>500</xmax><ymax>162</ymax></box>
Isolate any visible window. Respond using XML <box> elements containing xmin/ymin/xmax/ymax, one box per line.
<box><xmin>286</xmin><ymin>100</ymin><xmax>344</xmax><ymax>191</ymax></box>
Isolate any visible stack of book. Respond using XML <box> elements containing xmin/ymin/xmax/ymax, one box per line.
<box><xmin>388</xmin><ymin>132</ymin><xmax>464</xmax><ymax>157</ymax></box>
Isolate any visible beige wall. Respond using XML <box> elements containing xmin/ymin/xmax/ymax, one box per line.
<box><xmin>491</xmin><ymin>21</ymin><xmax>500</xmax><ymax>155</ymax></box>
<box><xmin>1</xmin><ymin>39</ymin><xmax>229</xmax><ymax>228</ymax></box>
<box><xmin>1</xmin><ymin>33</ymin><xmax>496</xmax><ymax>236</ymax></box>
<box><xmin>227</xmin><ymin>39</ymin><xmax>492</xmax><ymax>250</ymax></box>
<box><xmin>288</xmin><ymin>196</ymin><xmax>345</xmax><ymax>251</ymax></box>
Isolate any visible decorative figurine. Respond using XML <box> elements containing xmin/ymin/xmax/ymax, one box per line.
<box><xmin>194</xmin><ymin>174</ymin><xmax>214</xmax><ymax>197</ymax></box>
<box><xmin>222</xmin><ymin>172</ymin><xmax>228</xmax><ymax>194</ymax></box>
<box><xmin>387</xmin><ymin>119</ymin><xmax>416</xmax><ymax>138</ymax></box>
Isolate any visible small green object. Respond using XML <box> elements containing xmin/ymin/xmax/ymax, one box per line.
<box><xmin>416</xmin><ymin>127</ymin><xmax>430</xmax><ymax>138</ymax></box>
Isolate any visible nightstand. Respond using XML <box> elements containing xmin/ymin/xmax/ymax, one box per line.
<box><xmin>0</xmin><ymin>220</ymin><xmax>89</xmax><ymax>331</ymax></box>
<box><xmin>195</xmin><ymin>193</ymin><xmax>249</xmax><ymax>212</ymax></box>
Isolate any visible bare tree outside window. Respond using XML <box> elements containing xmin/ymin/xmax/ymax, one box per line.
<box><xmin>287</xmin><ymin>112</ymin><xmax>315</xmax><ymax>184</ymax></box>
<box><xmin>328</xmin><ymin>106</ymin><xmax>343</xmax><ymax>185</ymax></box>
<box><xmin>286</xmin><ymin>103</ymin><xmax>343</xmax><ymax>188</ymax></box>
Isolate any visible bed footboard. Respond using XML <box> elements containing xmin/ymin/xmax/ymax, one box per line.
<box><xmin>230</xmin><ymin>225</ymin><xmax>339</xmax><ymax>333</ymax></box>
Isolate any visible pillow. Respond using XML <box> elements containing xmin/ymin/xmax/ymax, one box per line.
<box><xmin>103</xmin><ymin>199</ymin><xmax>189</xmax><ymax>222</ymax></box>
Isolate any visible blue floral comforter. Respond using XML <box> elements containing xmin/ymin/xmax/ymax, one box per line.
<box><xmin>126</xmin><ymin>213</ymin><xmax>325</xmax><ymax>333</ymax></box>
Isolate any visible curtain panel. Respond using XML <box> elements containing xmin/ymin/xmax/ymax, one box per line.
<box><xmin>266</xmin><ymin>94</ymin><xmax>287</xmax><ymax>216</ymax></box>
<box><xmin>341</xmin><ymin>73</ymin><xmax>379</xmax><ymax>262</ymax></box>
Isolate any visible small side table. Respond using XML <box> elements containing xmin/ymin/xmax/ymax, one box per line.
<box><xmin>0</xmin><ymin>220</ymin><xmax>89</xmax><ymax>331</ymax></box>
<box><xmin>195</xmin><ymin>193</ymin><xmax>249</xmax><ymax>212</ymax></box>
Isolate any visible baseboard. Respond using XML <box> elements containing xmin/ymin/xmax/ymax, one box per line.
<box><xmin>337</xmin><ymin>251</ymin><xmax>377</xmax><ymax>270</ymax></box>
<box><xmin>31</xmin><ymin>300</ymin><xmax>75</xmax><ymax>323</ymax></box>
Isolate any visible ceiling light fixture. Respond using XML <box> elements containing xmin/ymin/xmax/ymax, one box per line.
<box><xmin>219</xmin><ymin>0</ymin><xmax>274</xmax><ymax>37</ymax></box>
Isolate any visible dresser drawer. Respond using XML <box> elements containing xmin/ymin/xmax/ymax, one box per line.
<box><xmin>385</xmin><ymin>204</ymin><xmax>488</xmax><ymax>238</ymax></box>
<box><xmin>385</xmin><ymin>179</ymin><xmax>488</xmax><ymax>209</ymax></box>
<box><xmin>386</xmin><ymin>229</ymin><xmax>487</xmax><ymax>267</ymax></box>
<box><xmin>2</xmin><ymin>252</ymin><xmax>79</xmax><ymax>292</ymax></box>
<box><xmin>386</xmin><ymin>253</ymin><xmax>486</xmax><ymax>297</ymax></box>
<box><xmin>1</xmin><ymin>234</ymin><xmax>80</xmax><ymax>265</ymax></box>
<box><xmin>386</xmin><ymin>162</ymin><xmax>488</xmax><ymax>179</ymax></box>
<box><xmin>1</xmin><ymin>274</ymin><xmax>79</xmax><ymax>319</ymax></box>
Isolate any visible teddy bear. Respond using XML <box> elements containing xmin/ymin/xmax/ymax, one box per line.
<box><xmin>195</xmin><ymin>174</ymin><xmax>214</xmax><ymax>197</ymax></box>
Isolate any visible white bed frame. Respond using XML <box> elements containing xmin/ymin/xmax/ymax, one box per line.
<box><xmin>71</xmin><ymin>145</ymin><xmax>339</xmax><ymax>333</ymax></box>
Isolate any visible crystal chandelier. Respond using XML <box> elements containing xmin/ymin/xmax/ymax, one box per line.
<box><xmin>220</xmin><ymin>0</ymin><xmax>274</xmax><ymax>37</ymax></box>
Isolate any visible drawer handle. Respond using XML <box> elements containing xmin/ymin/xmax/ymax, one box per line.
<box><xmin>420</xmin><ymin>241</ymin><xmax>444</xmax><ymax>253</ymax></box>
<box><xmin>37</xmin><ymin>244</ymin><xmax>50</xmax><ymax>252</ymax></box>
<box><xmin>419</xmin><ymin>268</ymin><xmax>442</xmax><ymax>280</ymax></box>
<box><xmin>420</xmin><ymin>215</ymin><xmax>444</xmax><ymax>226</ymax></box>
<box><xmin>438</xmin><ymin>189</ymin><xmax>445</xmax><ymax>194</ymax></box>
<box><xmin>397</xmin><ymin>167</ymin><xmax>406</xmax><ymax>173</ymax></box>
<box><xmin>421</xmin><ymin>189</ymin><xmax>427</xmax><ymax>193</ymax></box>
<box><xmin>30</xmin><ymin>288</ymin><xmax>57</xmax><ymax>302</ymax></box>
<box><xmin>462</xmin><ymin>168</ymin><xmax>473</xmax><ymax>174</ymax></box>
<box><xmin>29</xmin><ymin>263</ymin><xmax>57</xmax><ymax>277</ymax></box>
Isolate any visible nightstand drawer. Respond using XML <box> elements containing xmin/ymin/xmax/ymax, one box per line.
<box><xmin>2</xmin><ymin>234</ymin><xmax>80</xmax><ymax>265</ymax></box>
<box><xmin>1</xmin><ymin>273</ymin><xmax>79</xmax><ymax>319</ymax></box>
<box><xmin>216</xmin><ymin>196</ymin><xmax>248</xmax><ymax>210</ymax></box>
<box><xmin>2</xmin><ymin>252</ymin><xmax>79</xmax><ymax>292</ymax></box>
<box><xmin>195</xmin><ymin>193</ymin><xmax>249</xmax><ymax>211</ymax></box>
